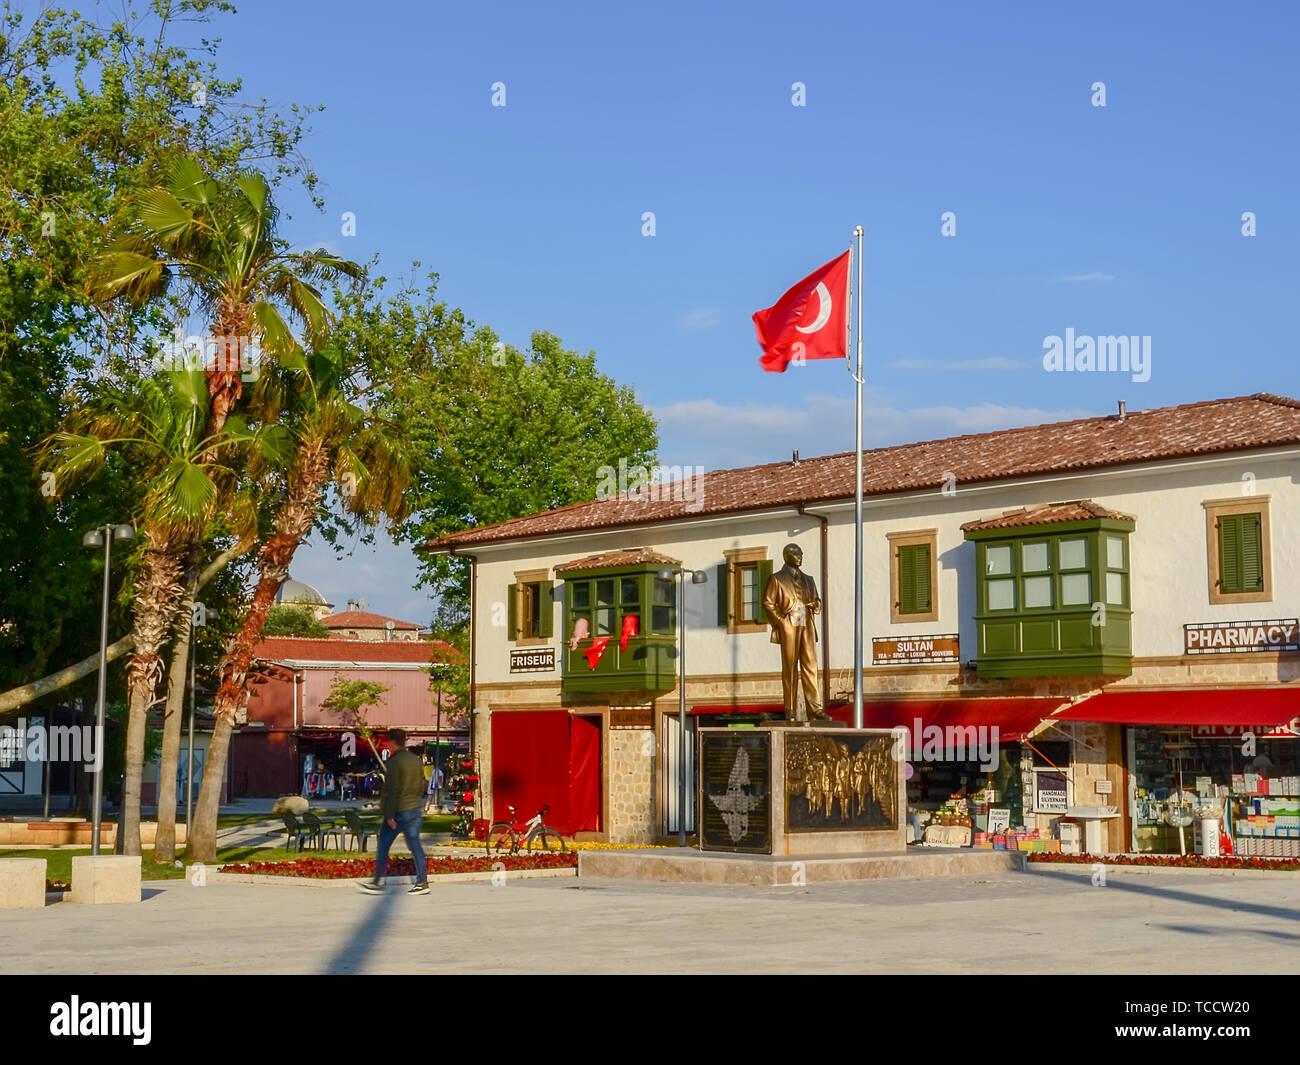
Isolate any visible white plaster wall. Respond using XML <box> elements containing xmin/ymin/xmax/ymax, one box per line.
<box><xmin>467</xmin><ymin>447</ymin><xmax>1299</xmax><ymax>684</ymax></box>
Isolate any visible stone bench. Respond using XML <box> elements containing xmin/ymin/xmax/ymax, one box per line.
<box><xmin>69</xmin><ymin>855</ymin><xmax>141</xmax><ymax>904</ymax></box>
<box><xmin>0</xmin><ymin>858</ymin><xmax>47</xmax><ymax>908</ymax></box>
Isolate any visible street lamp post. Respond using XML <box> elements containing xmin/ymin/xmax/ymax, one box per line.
<box><xmin>659</xmin><ymin>566</ymin><xmax>708</xmax><ymax>847</ymax></box>
<box><xmin>81</xmin><ymin>522</ymin><xmax>134</xmax><ymax>856</ymax></box>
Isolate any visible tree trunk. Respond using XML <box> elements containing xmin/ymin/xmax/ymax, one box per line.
<box><xmin>154</xmin><ymin>543</ymin><xmax>201</xmax><ymax>863</ymax></box>
<box><xmin>120</xmin><ymin>532</ymin><xmax>185</xmax><ymax>857</ymax></box>
<box><xmin>187</xmin><ymin>442</ymin><xmax>330</xmax><ymax>862</ymax></box>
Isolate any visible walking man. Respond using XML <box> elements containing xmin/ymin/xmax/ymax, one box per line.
<box><xmin>359</xmin><ymin>729</ymin><xmax>429</xmax><ymax>895</ymax></box>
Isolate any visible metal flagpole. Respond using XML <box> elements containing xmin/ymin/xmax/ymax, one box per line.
<box><xmin>852</xmin><ymin>226</ymin><xmax>864</xmax><ymax>729</ymax></box>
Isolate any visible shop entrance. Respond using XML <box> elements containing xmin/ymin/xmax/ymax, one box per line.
<box><xmin>1128</xmin><ymin>725</ymin><xmax>1300</xmax><ymax>855</ymax></box>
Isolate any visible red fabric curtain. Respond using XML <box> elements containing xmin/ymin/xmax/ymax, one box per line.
<box><xmin>490</xmin><ymin>711</ymin><xmax>571</xmax><ymax>832</ymax></box>
<box><xmin>568</xmin><ymin>715</ymin><xmax>602</xmax><ymax>832</ymax></box>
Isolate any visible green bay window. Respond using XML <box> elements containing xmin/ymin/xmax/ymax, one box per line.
<box><xmin>559</xmin><ymin>561</ymin><xmax>678</xmax><ymax>694</ymax></box>
<box><xmin>964</xmin><ymin>509</ymin><xmax>1134</xmax><ymax>679</ymax></box>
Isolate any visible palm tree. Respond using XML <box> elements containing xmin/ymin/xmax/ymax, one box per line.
<box><xmin>186</xmin><ymin>342</ymin><xmax>412</xmax><ymax>861</ymax></box>
<box><xmin>91</xmin><ymin>156</ymin><xmax>359</xmax><ymax>858</ymax></box>
<box><xmin>39</xmin><ymin>368</ymin><xmax>273</xmax><ymax>854</ymax></box>
<box><xmin>91</xmin><ymin>155</ymin><xmax>362</xmax><ymax>433</ymax></box>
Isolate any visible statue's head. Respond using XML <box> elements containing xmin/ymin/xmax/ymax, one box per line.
<box><xmin>783</xmin><ymin>543</ymin><xmax>803</xmax><ymax>567</ymax></box>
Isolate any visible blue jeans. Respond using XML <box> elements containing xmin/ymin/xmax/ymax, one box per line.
<box><xmin>372</xmin><ymin>807</ymin><xmax>427</xmax><ymax>885</ymax></box>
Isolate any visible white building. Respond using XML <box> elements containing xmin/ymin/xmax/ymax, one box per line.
<box><xmin>426</xmin><ymin>394</ymin><xmax>1300</xmax><ymax>853</ymax></box>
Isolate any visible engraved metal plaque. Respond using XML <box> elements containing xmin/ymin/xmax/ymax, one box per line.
<box><xmin>785</xmin><ymin>731</ymin><xmax>898</xmax><ymax>831</ymax></box>
<box><xmin>700</xmin><ymin>731</ymin><xmax>771</xmax><ymax>854</ymax></box>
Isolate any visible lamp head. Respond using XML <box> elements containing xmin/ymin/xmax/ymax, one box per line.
<box><xmin>656</xmin><ymin>567</ymin><xmax>676</xmax><ymax>581</ymax></box>
<box><xmin>690</xmin><ymin>570</ymin><xmax>708</xmax><ymax>584</ymax></box>
<box><xmin>112</xmin><ymin>524</ymin><xmax>135</xmax><ymax>542</ymax></box>
<box><xmin>82</xmin><ymin>529</ymin><xmax>105</xmax><ymax>549</ymax></box>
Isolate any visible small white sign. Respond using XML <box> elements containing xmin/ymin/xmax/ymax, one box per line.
<box><xmin>987</xmin><ymin>808</ymin><xmax>1011</xmax><ymax>834</ymax></box>
<box><xmin>1095</xmin><ymin>779</ymin><xmax>1113</xmax><ymax>795</ymax></box>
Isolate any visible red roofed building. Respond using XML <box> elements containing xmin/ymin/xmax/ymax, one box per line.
<box><xmin>423</xmin><ymin>394</ymin><xmax>1300</xmax><ymax>852</ymax></box>
<box><xmin>321</xmin><ymin>601</ymin><xmax>428</xmax><ymax>642</ymax></box>
<box><xmin>229</xmin><ymin>635</ymin><xmax>467</xmax><ymax>798</ymax></box>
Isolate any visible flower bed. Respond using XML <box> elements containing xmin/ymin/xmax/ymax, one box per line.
<box><xmin>441</xmin><ymin>839</ymin><xmax>666</xmax><ymax>851</ymax></box>
<box><xmin>46</xmin><ymin>878</ymin><xmax>70</xmax><ymax>892</ymax></box>
<box><xmin>217</xmin><ymin>852</ymin><xmax>577</xmax><ymax>879</ymax></box>
<box><xmin>1027</xmin><ymin>852</ymin><xmax>1300</xmax><ymax>872</ymax></box>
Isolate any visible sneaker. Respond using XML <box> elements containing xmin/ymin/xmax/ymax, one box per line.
<box><xmin>407</xmin><ymin>882</ymin><xmax>430</xmax><ymax>895</ymax></box>
<box><xmin>357</xmin><ymin>881</ymin><xmax>384</xmax><ymax>894</ymax></box>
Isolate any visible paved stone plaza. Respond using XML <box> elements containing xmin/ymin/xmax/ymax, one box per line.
<box><xmin>5</xmin><ymin>866</ymin><xmax>1299</xmax><ymax>974</ymax></box>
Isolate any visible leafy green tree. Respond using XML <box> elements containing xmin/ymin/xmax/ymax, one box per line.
<box><xmin>319</xmin><ymin>679</ymin><xmax>389</xmax><ymax>769</ymax></box>
<box><xmin>0</xmin><ymin>0</ymin><xmax>317</xmax><ymax>719</ymax></box>
<box><xmin>262</xmin><ymin>605</ymin><xmax>330</xmax><ymax>638</ymax></box>
<box><xmin>337</xmin><ymin>273</ymin><xmax>660</xmax><ymax>620</ymax></box>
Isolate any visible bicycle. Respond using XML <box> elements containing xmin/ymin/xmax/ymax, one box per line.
<box><xmin>485</xmin><ymin>804</ymin><xmax>567</xmax><ymax>855</ymax></box>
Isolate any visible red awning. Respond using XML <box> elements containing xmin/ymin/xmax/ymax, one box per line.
<box><xmin>1053</xmin><ymin>688</ymin><xmax>1300</xmax><ymax>727</ymax></box>
<box><xmin>857</xmin><ymin>698</ymin><xmax>1067</xmax><ymax>743</ymax></box>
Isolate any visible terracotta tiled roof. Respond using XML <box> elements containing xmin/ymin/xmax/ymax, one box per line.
<box><xmin>321</xmin><ymin>610</ymin><xmax>424</xmax><ymax>631</ymax></box>
<box><xmin>961</xmin><ymin>500</ymin><xmax>1136</xmax><ymax>532</ymax></box>
<box><xmin>424</xmin><ymin>393</ymin><xmax>1300</xmax><ymax>550</ymax></box>
<box><xmin>553</xmin><ymin>548</ymin><xmax>681</xmax><ymax>573</ymax></box>
<box><xmin>253</xmin><ymin>636</ymin><xmax>451</xmax><ymax>664</ymax></box>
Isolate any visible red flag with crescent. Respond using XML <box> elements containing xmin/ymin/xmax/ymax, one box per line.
<box><xmin>583</xmin><ymin>637</ymin><xmax>612</xmax><ymax>671</ymax></box>
<box><xmin>752</xmin><ymin>250</ymin><xmax>850</xmax><ymax>373</ymax></box>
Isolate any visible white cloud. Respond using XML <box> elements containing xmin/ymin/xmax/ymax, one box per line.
<box><xmin>654</xmin><ymin>393</ymin><xmax>1094</xmax><ymax>471</ymax></box>
<box><xmin>889</xmin><ymin>357</ymin><xmax>1029</xmax><ymax>372</ymax></box>
<box><xmin>1057</xmin><ymin>272</ymin><xmax>1115</xmax><ymax>283</ymax></box>
<box><xmin>681</xmin><ymin>307</ymin><xmax>721</xmax><ymax>329</ymax></box>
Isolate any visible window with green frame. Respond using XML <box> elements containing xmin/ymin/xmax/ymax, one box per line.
<box><xmin>564</xmin><ymin>570</ymin><xmax>676</xmax><ymax>641</ymax></box>
<box><xmin>1217</xmin><ymin>512</ymin><xmax>1264</xmax><ymax>595</ymax></box>
<box><xmin>979</xmin><ymin>534</ymin><xmax>1122</xmax><ymax>613</ymax></box>
<box><xmin>507</xmin><ymin>579</ymin><xmax>553</xmax><ymax>640</ymax></box>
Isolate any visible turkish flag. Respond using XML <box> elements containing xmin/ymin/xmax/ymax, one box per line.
<box><xmin>752</xmin><ymin>250</ymin><xmax>850</xmax><ymax>373</ymax></box>
<box><xmin>583</xmin><ymin>637</ymin><xmax>611</xmax><ymax>671</ymax></box>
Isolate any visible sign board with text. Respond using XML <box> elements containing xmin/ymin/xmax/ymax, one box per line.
<box><xmin>872</xmin><ymin>634</ymin><xmax>959</xmax><ymax>665</ymax></box>
<box><xmin>509</xmin><ymin>647</ymin><xmax>555</xmax><ymax>673</ymax></box>
<box><xmin>1184</xmin><ymin>620</ymin><xmax>1299</xmax><ymax>655</ymax></box>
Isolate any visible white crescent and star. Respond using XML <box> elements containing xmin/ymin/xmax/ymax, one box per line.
<box><xmin>795</xmin><ymin>281</ymin><xmax>832</xmax><ymax>334</ymax></box>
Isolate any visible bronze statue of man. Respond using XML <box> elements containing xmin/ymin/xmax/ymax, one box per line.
<box><xmin>763</xmin><ymin>543</ymin><xmax>827</xmax><ymax>722</ymax></box>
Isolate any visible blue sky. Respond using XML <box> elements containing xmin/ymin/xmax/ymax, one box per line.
<box><xmin>195</xmin><ymin>0</ymin><xmax>1299</xmax><ymax>620</ymax></box>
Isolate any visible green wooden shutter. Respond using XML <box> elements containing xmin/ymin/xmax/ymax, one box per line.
<box><xmin>755</xmin><ymin>559</ymin><xmax>774</xmax><ymax>624</ymax></box>
<box><xmin>717</xmin><ymin>563</ymin><xmax>730</xmax><ymax>625</ymax></box>
<box><xmin>538</xmin><ymin>581</ymin><xmax>554</xmax><ymax>637</ymax></box>
<box><xmin>914</xmin><ymin>543</ymin><xmax>932</xmax><ymax>612</ymax></box>
<box><xmin>1218</xmin><ymin>516</ymin><xmax>1243</xmax><ymax>593</ymax></box>
<box><xmin>1241</xmin><ymin>514</ymin><xmax>1264</xmax><ymax>592</ymax></box>
<box><xmin>507</xmin><ymin>583</ymin><xmax>518</xmax><ymax>640</ymax></box>
<box><xmin>897</xmin><ymin>546</ymin><xmax>916</xmax><ymax>614</ymax></box>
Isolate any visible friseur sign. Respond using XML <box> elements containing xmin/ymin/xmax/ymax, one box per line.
<box><xmin>509</xmin><ymin>647</ymin><xmax>555</xmax><ymax>673</ymax></box>
<box><xmin>1184</xmin><ymin>619</ymin><xmax>1299</xmax><ymax>655</ymax></box>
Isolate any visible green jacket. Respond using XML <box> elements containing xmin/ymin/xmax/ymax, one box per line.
<box><xmin>380</xmin><ymin>749</ymin><xmax>426</xmax><ymax>819</ymax></box>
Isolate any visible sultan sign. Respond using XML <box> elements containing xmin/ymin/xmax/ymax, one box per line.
<box><xmin>872</xmin><ymin>634</ymin><xmax>959</xmax><ymax>665</ymax></box>
<box><xmin>1184</xmin><ymin>620</ymin><xmax>1299</xmax><ymax>656</ymax></box>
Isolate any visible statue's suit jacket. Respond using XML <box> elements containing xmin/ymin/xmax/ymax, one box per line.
<box><xmin>762</xmin><ymin>565</ymin><xmax>820</xmax><ymax>642</ymax></box>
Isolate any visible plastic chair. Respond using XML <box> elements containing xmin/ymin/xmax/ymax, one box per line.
<box><xmin>282</xmin><ymin>813</ymin><xmax>312</xmax><ymax>852</ymax></box>
<box><xmin>302</xmin><ymin>811</ymin><xmax>342</xmax><ymax>851</ymax></box>
<box><xmin>342</xmin><ymin>808</ymin><xmax>375</xmax><ymax>852</ymax></box>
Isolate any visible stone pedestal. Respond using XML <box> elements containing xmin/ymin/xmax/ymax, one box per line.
<box><xmin>0</xmin><ymin>858</ymin><xmax>47</xmax><ymax>908</ymax></box>
<box><xmin>699</xmin><ymin>727</ymin><xmax>906</xmax><ymax>856</ymax></box>
<box><xmin>69</xmin><ymin>855</ymin><xmax>141</xmax><ymax>904</ymax></box>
